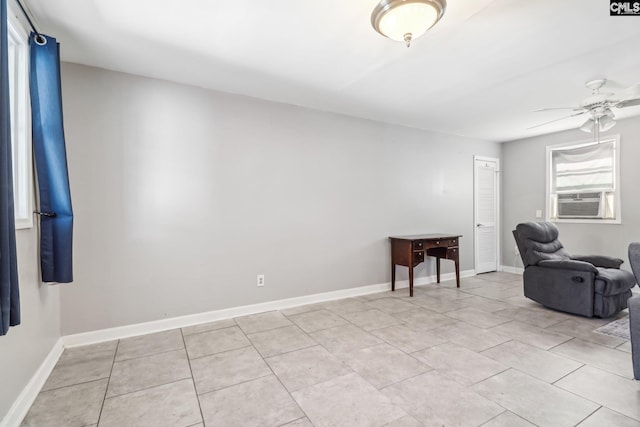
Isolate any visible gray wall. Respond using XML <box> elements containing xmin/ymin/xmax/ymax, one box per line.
<box><xmin>502</xmin><ymin>116</ymin><xmax>640</xmax><ymax>268</ymax></box>
<box><xmin>0</xmin><ymin>224</ymin><xmax>61</xmax><ymax>420</ymax></box>
<box><xmin>60</xmin><ymin>63</ymin><xmax>501</xmax><ymax>335</ymax></box>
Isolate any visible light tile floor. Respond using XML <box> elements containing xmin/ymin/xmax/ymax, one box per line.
<box><xmin>21</xmin><ymin>272</ymin><xmax>640</xmax><ymax>427</ymax></box>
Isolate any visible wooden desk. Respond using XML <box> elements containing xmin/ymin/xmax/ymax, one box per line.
<box><xmin>389</xmin><ymin>234</ymin><xmax>461</xmax><ymax>297</ymax></box>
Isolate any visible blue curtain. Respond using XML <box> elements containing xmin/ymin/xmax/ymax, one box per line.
<box><xmin>0</xmin><ymin>0</ymin><xmax>20</xmax><ymax>335</ymax></box>
<box><xmin>30</xmin><ymin>33</ymin><xmax>73</xmax><ymax>283</ymax></box>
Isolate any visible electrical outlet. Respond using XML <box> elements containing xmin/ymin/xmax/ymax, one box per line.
<box><xmin>257</xmin><ymin>275</ymin><xmax>265</xmax><ymax>287</ymax></box>
<box><xmin>535</xmin><ymin>209</ymin><xmax>543</xmax><ymax>218</ymax></box>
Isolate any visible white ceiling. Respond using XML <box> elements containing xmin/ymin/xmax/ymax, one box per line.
<box><xmin>22</xmin><ymin>0</ymin><xmax>640</xmax><ymax>142</ymax></box>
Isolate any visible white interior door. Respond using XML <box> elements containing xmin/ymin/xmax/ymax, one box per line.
<box><xmin>474</xmin><ymin>157</ymin><xmax>499</xmax><ymax>274</ymax></box>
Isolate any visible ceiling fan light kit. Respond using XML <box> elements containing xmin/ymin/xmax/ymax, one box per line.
<box><xmin>599</xmin><ymin>115</ymin><xmax>616</xmax><ymax>131</ymax></box>
<box><xmin>371</xmin><ymin>0</ymin><xmax>447</xmax><ymax>47</ymax></box>
<box><xmin>579</xmin><ymin>119</ymin><xmax>595</xmax><ymax>133</ymax></box>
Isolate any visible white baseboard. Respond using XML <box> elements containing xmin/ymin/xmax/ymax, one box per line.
<box><xmin>63</xmin><ymin>269</ymin><xmax>475</xmax><ymax>348</ymax></box>
<box><xmin>501</xmin><ymin>265</ymin><xmax>524</xmax><ymax>274</ymax></box>
<box><xmin>1</xmin><ymin>338</ymin><xmax>64</xmax><ymax>427</ymax></box>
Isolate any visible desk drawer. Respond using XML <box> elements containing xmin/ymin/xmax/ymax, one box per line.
<box><xmin>413</xmin><ymin>251</ymin><xmax>425</xmax><ymax>265</ymax></box>
<box><xmin>447</xmin><ymin>247</ymin><xmax>459</xmax><ymax>260</ymax></box>
<box><xmin>413</xmin><ymin>238</ymin><xmax>458</xmax><ymax>250</ymax></box>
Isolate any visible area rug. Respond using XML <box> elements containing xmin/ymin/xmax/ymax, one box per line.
<box><xmin>594</xmin><ymin>317</ymin><xmax>631</xmax><ymax>340</ymax></box>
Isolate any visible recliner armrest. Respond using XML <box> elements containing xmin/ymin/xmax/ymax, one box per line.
<box><xmin>537</xmin><ymin>259</ymin><xmax>599</xmax><ymax>273</ymax></box>
<box><xmin>571</xmin><ymin>255</ymin><xmax>623</xmax><ymax>269</ymax></box>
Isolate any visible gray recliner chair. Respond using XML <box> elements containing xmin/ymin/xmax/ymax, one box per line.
<box><xmin>628</xmin><ymin>242</ymin><xmax>640</xmax><ymax>380</ymax></box>
<box><xmin>513</xmin><ymin>222</ymin><xmax>635</xmax><ymax>318</ymax></box>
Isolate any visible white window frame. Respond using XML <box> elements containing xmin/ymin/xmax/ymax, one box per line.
<box><xmin>545</xmin><ymin>135</ymin><xmax>621</xmax><ymax>225</ymax></box>
<box><xmin>7</xmin><ymin>10</ymin><xmax>33</xmax><ymax>229</ymax></box>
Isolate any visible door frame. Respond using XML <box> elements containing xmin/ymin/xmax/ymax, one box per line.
<box><xmin>473</xmin><ymin>155</ymin><xmax>501</xmax><ymax>274</ymax></box>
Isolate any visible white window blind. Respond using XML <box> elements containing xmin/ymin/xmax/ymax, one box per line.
<box><xmin>551</xmin><ymin>140</ymin><xmax>615</xmax><ymax>193</ymax></box>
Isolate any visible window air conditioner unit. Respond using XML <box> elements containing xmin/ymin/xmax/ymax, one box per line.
<box><xmin>557</xmin><ymin>192</ymin><xmax>604</xmax><ymax>218</ymax></box>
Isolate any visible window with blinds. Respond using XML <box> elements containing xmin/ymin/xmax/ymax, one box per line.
<box><xmin>7</xmin><ymin>13</ymin><xmax>33</xmax><ymax>229</ymax></box>
<box><xmin>546</xmin><ymin>136</ymin><xmax>620</xmax><ymax>223</ymax></box>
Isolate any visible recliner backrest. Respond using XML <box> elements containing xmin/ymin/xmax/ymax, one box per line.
<box><xmin>513</xmin><ymin>222</ymin><xmax>571</xmax><ymax>268</ymax></box>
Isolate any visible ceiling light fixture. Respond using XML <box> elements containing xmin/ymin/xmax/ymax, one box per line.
<box><xmin>371</xmin><ymin>0</ymin><xmax>447</xmax><ymax>48</ymax></box>
<box><xmin>598</xmin><ymin>115</ymin><xmax>616</xmax><ymax>132</ymax></box>
<box><xmin>579</xmin><ymin>108</ymin><xmax>617</xmax><ymax>134</ymax></box>
<box><xmin>579</xmin><ymin>111</ymin><xmax>616</xmax><ymax>145</ymax></box>
<box><xmin>579</xmin><ymin>118</ymin><xmax>595</xmax><ymax>133</ymax></box>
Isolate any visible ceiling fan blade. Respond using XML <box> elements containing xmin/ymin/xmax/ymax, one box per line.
<box><xmin>614</xmin><ymin>83</ymin><xmax>640</xmax><ymax>108</ymax></box>
<box><xmin>533</xmin><ymin>107</ymin><xmax>584</xmax><ymax>112</ymax></box>
<box><xmin>616</xmin><ymin>98</ymin><xmax>640</xmax><ymax>108</ymax></box>
<box><xmin>527</xmin><ymin>111</ymin><xmax>588</xmax><ymax>130</ymax></box>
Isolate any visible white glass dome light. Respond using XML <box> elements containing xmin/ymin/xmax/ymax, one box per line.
<box><xmin>371</xmin><ymin>0</ymin><xmax>447</xmax><ymax>47</ymax></box>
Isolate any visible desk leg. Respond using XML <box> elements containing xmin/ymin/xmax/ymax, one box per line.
<box><xmin>391</xmin><ymin>263</ymin><xmax>396</xmax><ymax>291</ymax></box>
<box><xmin>436</xmin><ymin>257</ymin><xmax>441</xmax><ymax>283</ymax></box>
<box><xmin>409</xmin><ymin>265</ymin><xmax>414</xmax><ymax>297</ymax></box>
<box><xmin>455</xmin><ymin>259</ymin><xmax>460</xmax><ymax>288</ymax></box>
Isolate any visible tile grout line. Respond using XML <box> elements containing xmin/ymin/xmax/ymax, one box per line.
<box><xmin>187</xmin><ymin>343</ymin><xmax>253</xmax><ymax>361</ymax></box>
<box><xmin>478</xmin><ymin>338</ymin><xmax>516</xmax><ymax>354</ymax></box>
<box><xmin>236</xmin><ymin>317</ymin><xmax>313</xmax><ymax>425</ymax></box>
<box><xmin>244</xmin><ymin>323</ymin><xmax>309</xmax><ymax>339</ymax></box>
<box><xmin>554</xmin><ymin>366</ymin><xmax>640</xmax><ymax>418</ymax></box>
<box><xmin>546</xmin><ymin>324</ymin><xmax>629</xmax><ymax>349</ymax></box>
<box><xmin>476</xmin><ymin>410</ymin><xmax>508</xmax><ymax>427</ymax></box>
<box><xmin>196</xmin><ymin>372</ymin><xmax>274</xmax><ymax>397</ymax></box>
<box><xmin>187</xmin><ymin>315</ymin><xmax>241</xmax><ymax>334</ymax></box>
<box><xmin>281</xmin><ymin>306</ymin><xmax>325</xmax><ymax>317</ymax></box>
<box><xmin>377</xmin><ymin>365</ymin><xmax>436</xmax><ymax>393</ymax></box>
<box><xmin>547</xmin><ymin>336</ymin><xmax>577</xmax><ymax>352</ymax></box>
<box><xmin>548</xmin><ymin>338</ymin><xmax>636</xmax><ymax>380</ymax></box>
<box><xmin>38</xmin><ymin>374</ymin><xmax>113</xmax><ymax>394</ymax></box>
<box><xmin>276</xmin><ymin>416</ymin><xmax>309</xmax><ymax>426</ymax></box>
<box><xmin>495</xmin><ymin>366</ymin><xmax>612</xmax><ymax>422</ymax></box>
<box><xmin>182</xmin><ymin>323</ymin><xmax>240</xmax><ymax>338</ymax></box>
<box><xmin>261</xmin><ymin>342</ymin><xmax>319</xmax><ymax>361</ymax></box>
<box><xmin>236</xmin><ymin>323</ymin><xmax>297</xmax><ymax>336</ymax></box>
<box><xmin>573</xmin><ymin>405</ymin><xmax>603</xmax><ymax>427</ymax></box>
<box><xmin>180</xmin><ymin>328</ymin><xmax>206</xmax><ymax>426</ymax></box>
<box><xmin>551</xmin><ymin>363</ymin><xmax>586</xmax><ymax>385</ymax></box>
<box><xmin>286</xmin><ymin>310</ymin><xmax>351</xmax><ymax>334</ymax></box>
<box><xmin>96</xmin><ymin>339</ymin><xmax>120</xmax><ymax>426</ymax></box>
<box><xmin>113</xmin><ymin>345</ymin><xmax>186</xmax><ymax>363</ymax></box>
<box><xmin>104</xmin><ymin>376</ymin><xmax>193</xmax><ymax>400</ymax></box>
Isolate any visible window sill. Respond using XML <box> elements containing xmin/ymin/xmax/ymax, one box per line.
<box><xmin>548</xmin><ymin>218</ymin><xmax>621</xmax><ymax>225</ymax></box>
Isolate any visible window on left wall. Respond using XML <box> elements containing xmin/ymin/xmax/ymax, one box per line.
<box><xmin>7</xmin><ymin>12</ymin><xmax>32</xmax><ymax>229</ymax></box>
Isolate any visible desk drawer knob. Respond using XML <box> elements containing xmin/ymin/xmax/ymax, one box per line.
<box><xmin>436</xmin><ymin>241</ymin><xmax>440</xmax><ymax>245</ymax></box>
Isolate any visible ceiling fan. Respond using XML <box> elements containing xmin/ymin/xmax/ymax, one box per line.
<box><xmin>531</xmin><ymin>78</ymin><xmax>640</xmax><ymax>134</ymax></box>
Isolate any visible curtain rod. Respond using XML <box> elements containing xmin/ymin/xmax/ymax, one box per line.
<box><xmin>14</xmin><ymin>0</ymin><xmax>45</xmax><ymax>43</ymax></box>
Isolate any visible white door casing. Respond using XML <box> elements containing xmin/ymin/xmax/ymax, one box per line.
<box><xmin>474</xmin><ymin>156</ymin><xmax>500</xmax><ymax>274</ymax></box>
